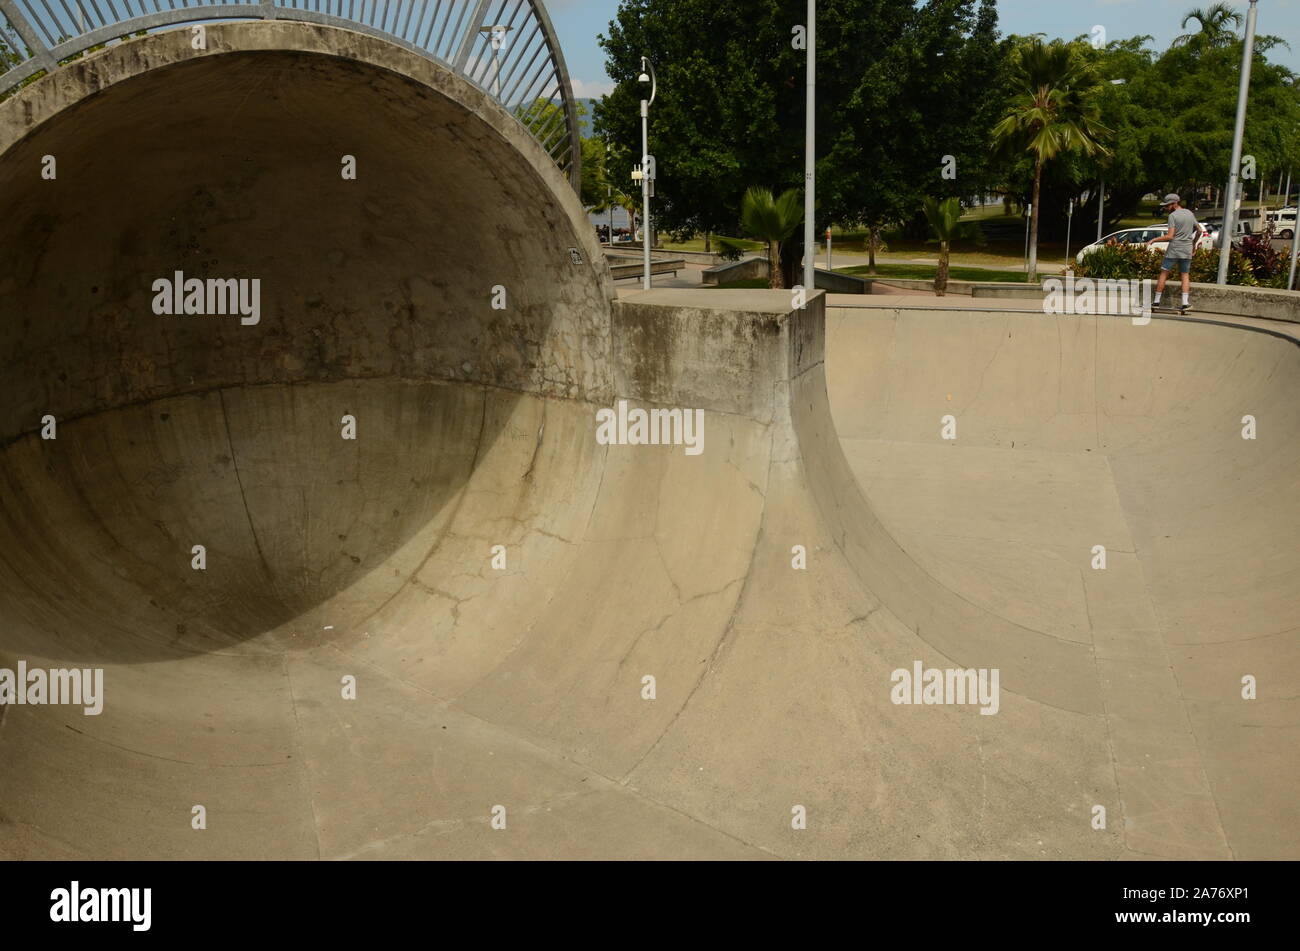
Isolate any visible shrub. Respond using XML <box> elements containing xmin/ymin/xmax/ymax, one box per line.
<box><xmin>1236</xmin><ymin>235</ymin><xmax>1285</xmax><ymax>283</ymax></box>
<box><xmin>1075</xmin><ymin>243</ymin><xmax>1163</xmax><ymax>280</ymax></box>
<box><xmin>1188</xmin><ymin>247</ymin><xmax>1257</xmax><ymax>286</ymax></box>
<box><xmin>1077</xmin><ymin>242</ymin><xmax>1269</xmax><ymax>286</ymax></box>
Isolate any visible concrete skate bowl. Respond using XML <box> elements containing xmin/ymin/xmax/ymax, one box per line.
<box><xmin>809</xmin><ymin>303</ymin><xmax>1300</xmax><ymax>860</ymax></box>
<box><xmin>0</xmin><ymin>27</ymin><xmax>1294</xmax><ymax>862</ymax></box>
<box><xmin>0</xmin><ymin>23</ymin><xmax>613</xmax><ymax>665</ymax></box>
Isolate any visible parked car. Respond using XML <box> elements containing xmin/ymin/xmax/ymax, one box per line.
<box><xmin>1204</xmin><ymin>219</ymin><xmax>1252</xmax><ymax>248</ymax></box>
<box><xmin>1075</xmin><ymin>223</ymin><xmax>1213</xmax><ymax>264</ymax></box>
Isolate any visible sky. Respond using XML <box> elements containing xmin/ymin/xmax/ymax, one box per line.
<box><xmin>545</xmin><ymin>0</ymin><xmax>1300</xmax><ymax>99</ymax></box>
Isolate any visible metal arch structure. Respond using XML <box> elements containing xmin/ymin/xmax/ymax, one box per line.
<box><xmin>0</xmin><ymin>0</ymin><xmax>582</xmax><ymax>189</ymax></box>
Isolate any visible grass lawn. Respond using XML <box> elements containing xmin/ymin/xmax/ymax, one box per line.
<box><xmin>658</xmin><ymin>235</ymin><xmax>763</xmax><ymax>253</ymax></box>
<box><xmin>824</xmin><ymin>229</ymin><xmax>1042</xmax><ymax>264</ymax></box>
<box><xmin>839</xmin><ymin>262</ymin><xmax>1029</xmax><ymax>283</ymax></box>
<box><xmin>958</xmin><ymin>204</ymin><xmax>1015</xmax><ymax>220</ymax></box>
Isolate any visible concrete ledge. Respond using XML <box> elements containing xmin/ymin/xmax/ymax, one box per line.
<box><xmin>980</xmin><ymin>279</ymin><xmax>1298</xmax><ymax>319</ymax></box>
<box><xmin>602</xmin><ymin>245</ymin><xmax>734</xmax><ymax>266</ymax></box>
<box><xmin>655</xmin><ymin>248</ymin><xmax>728</xmax><ymax>265</ymax></box>
<box><xmin>971</xmin><ymin>283</ymin><xmax>1052</xmax><ymax>300</ymax></box>
<box><xmin>610</xmin><ymin>289</ymin><xmax>812</xmax><ymax>422</ymax></box>
<box><xmin>606</xmin><ymin>256</ymin><xmax>683</xmax><ymax>280</ymax></box>
<box><xmin>867</xmin><ymin>277</ymin><xmax>1036</xmax><ymax>296</ymax></box>
<box><xmin>1038</xmin><ymin>278</ymin><xmax>1298</xmax><ymax>321</ymax></box>
<box><xmin>703</xmin><ymin>257</ymin><xmax>768</xmax><ymax>285</ymax></box>
<box><xmin>814</xmin><ymin>268</ymin><xmax>873</xmax><ymax>294</ymax></box>
<box><xmin>863</xmin><ymin>275</ymin><xmax>1299</xmax><ymax>321</ymax></box>
<box><xmin>1180</xmin><ymin>283</ymin><xmax>1299</xmax><ymax>322</ymax></box>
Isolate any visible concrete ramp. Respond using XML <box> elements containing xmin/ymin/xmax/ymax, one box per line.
<box><xmin>0</xmin><ymin>25</ymin><xmax>1294</xmax><ymax>861</ymax></box>
<box><xmin>818</xmin><ymin>300</ymin><xmax>1300</xmax><ymax>860</ymax></box>
<box><xmin>3</xmin><ymin>284</ymin><xmax>1293</xmax><ymax>860</ymax></box>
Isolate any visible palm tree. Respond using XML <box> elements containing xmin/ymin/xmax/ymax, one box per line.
<box><xmin>991</xmin><ymin>39</ymin><xmax>1111</xmax><ymax>283</ymax></box>
<box><xmin>1173</xmin><ymin>3</ymin><xmax>1243</xmax><ymax>51</ymax></box>
<box><xmin>922</xmin><ymin>197</ymin><xmax>962</xmax><ymax>297</ymax></box>
<box><xmin>740</xmin><ymin>186</ymin><xmax>804</xmax><ymax>289</ymax></box>
<box><xmin>591</xmin><ymin>185</ymin><xmax>641</xmax><ymax>240</ymax></box>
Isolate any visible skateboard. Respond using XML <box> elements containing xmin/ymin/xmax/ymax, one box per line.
<box><xmin>1150</xmin><ymin>305</ymin><xmax>1193</xmax><ymax>315</ymax></box>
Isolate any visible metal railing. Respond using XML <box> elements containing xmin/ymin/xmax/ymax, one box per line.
<box><xmin>0</xmin><ymin>0</ymin><xmax>580</xmax><ymax>188</ymax></box>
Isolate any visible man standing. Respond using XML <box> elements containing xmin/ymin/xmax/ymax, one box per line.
<box><xmin>1146</xmin><ymin>193</ymin><xmax>1199</xmax><ymax>312</ymax></box>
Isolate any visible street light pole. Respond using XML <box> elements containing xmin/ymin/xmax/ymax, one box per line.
<box><xmin>478</xmin><ymin>25</ymin><xmax>513</xmax><ymax>98</ymax></box>
<box><xmin>1023</xmin><ymin>204</ymin><xmax>1031</xmax><ymax>274</ymax></box>
<box><xmin>1217</xmin><ymin>0</ymin><xmax>1259</xmax><ymax>285</ymax></box>
<box><xmin>1284</xmin><ymin>162</ymin><xmax>1294</xmax><ymax>285</ymax></box>
<box><xmin>1289</xmin><ymin>226</ymin><xmax>1298</xmax><ymax>291</ymax></box>
<box><xmin>1066</xmin><ymin>198</ymin><xmax>1074</xmax><ymax>263</ymax></box>
<box><xmin>606</xmin><ymin>141</ymin><xmax>614</xmax><ymax>245</ymax></box>
<box><xmin>803</xmin><ymin>0</ymin><xmax>816</xmax><ymax>294</ymax></box>
<box><xmin>1097</xmin><ymin>177</ymin><xmax>1105</xmax><ymax>242</ymax></box>
<box><xmin>1289</xmin><ymin>163</ymin><xmax>1299</xmax><ymax>289</ymax></box>
<box><xmin>638</xmin><ymin>57</ymin><xmax>657</xmax><ymax>291</ymax></box>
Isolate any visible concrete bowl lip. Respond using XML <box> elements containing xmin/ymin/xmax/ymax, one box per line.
<box><xmin>0</xmin><ymin>19</ymin><xmax>615</xmax><ymax>308</ymax></box>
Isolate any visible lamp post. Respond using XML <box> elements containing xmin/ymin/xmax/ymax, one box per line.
<box><xmin>1217</xmin><ymin>0</ymin><xmax>1259</xmax><ymax>285</ymax></box>
<box><xmin>1065</xmin><ymin>198</ymin><xmax>1074</xmax><ymax>263</ymax></box>
<box><xmin>803</xmin><ymin>0</ymin><xmax>816</xmax><ymax>293</ymax></box>
<box><xmin>1289</xmin><ymin>165</ymin><xmax>1299</xmax><ymax>289</ymax></box>
<box><xmin>1023</xmin><ymin>203</ymin><xmax>1031</xmax><ymax>275</ymax></box>
<box><xmin>1289</xmin><ymin>226</ymin><xmax>1298</xmax><ymax>290</ymax></box>
<box><xmin>637</xmin><ymin>56</ymin><xmax>657</xmax><ymax>290</ymax></box>
<box><xmin>478</xmin><ymin>25</ymin><xmax>514</xmax><ymax>98</ymax></box>
<box><xmin>1097</xmin><ymin>179</ymin><xmax>1105</xmax><ymax>243</ymax></box>
<box><xmin>606</xmin><ymin>141</ymin><xmax>614</xmax><ymax>245</ymax></box>
<box><xmin>1097</xmin><ymin>79</ymin><xmax>1126</xmax><ymax>242</ymax></box>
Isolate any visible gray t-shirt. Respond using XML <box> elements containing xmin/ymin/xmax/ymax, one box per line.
<box><xmin>1166</xmin><ymin>207</ymin><xmax>1199</xmax><ymax>258</ymax></box>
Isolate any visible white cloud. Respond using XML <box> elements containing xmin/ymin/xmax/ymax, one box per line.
<box><xmin>570</xmin><ymin>77</ymin><xmax>614</xmax><ymax>98</ymax></box>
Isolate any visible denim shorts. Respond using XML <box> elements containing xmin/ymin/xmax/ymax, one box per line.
<box><xmin>1161</xmin><ymin>255</ymin><xmax>1191</xmax><ymax>274</ymax></box>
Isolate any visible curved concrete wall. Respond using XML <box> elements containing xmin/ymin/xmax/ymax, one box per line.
<box><xmin>0</xmin><ymin>23</ymin><xmax>613</xmax><ymax>658</ymax></box>
<box><xmin>0</xmin><ymin>22</ymin><xmax>614</xmax><ymax>427</ymax></box>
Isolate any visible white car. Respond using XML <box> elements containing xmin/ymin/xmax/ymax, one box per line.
<box><xmin>1075</xmin><ymin>224</ymin><xmax>1213</xmax><ymax>264</ymax></box>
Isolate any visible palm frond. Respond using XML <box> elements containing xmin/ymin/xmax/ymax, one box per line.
<box><xmin>740</xmin><ymin>186</ymin><xmax>804</xmax><ymax>243</ymax></box>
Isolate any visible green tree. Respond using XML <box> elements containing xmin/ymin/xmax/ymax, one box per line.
<box><xmin>1172</xmin><ymin>3</ymin><xmax>1243</xmax><ymax>52</ymax></box>
<box><xmin>579</xmin><ymin>135</ymin><xmax>610</xmax><ymax>209</ymax></box>
<box><xmin>594</xmin><ymin>0</ymin><xmax>1006</xmax><ymax>258</ymax></box>
<box><xmin>585</xmin><ymin>140</ymin><xmax>642</xmax><ymax>238</ymax></box>
<box><xmin>516</xmin><ymin>97</ymin><xmax>625</xmax><ymax>209</ymax></box>
<box><xmin>826</xmin><ymin>0</ymin><xmax>1007</xmax><ymax>259</ymax></box>
<box><xmin>921</xmin><ymin>196</ymin><xmax>961</xmax><ymax>295</ymax></box>
<box><xmin>595</xmin><ymin>0</ymin><xmax>803</xmax><ymax>244</ymax></box>
<box><xmin>1065</xmin><ymin>17</ymin><xmax>1300</xmax><ymax>229</ymax></box>
<box><xmin>740</xmin><ymin>186</ymin><xmax>803</xmax><ymax>288</ymax></box>
<box><xmin>0</xmin><ymin>25</ymin><xmax>38</xmax><ymax>102</ymax></box>
<box><xmin>991</xmin><ymin>38</ymin><xmax>1111</xmax><ymax>281</ymax></box>
<box><xmin>1</xmin><ymin>32</ymin><xmax>20</xmax><ymax>70</ymax></box>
